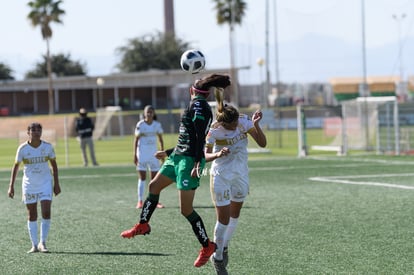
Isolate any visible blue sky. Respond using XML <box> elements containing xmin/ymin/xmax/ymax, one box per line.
<box><xmin>1</xmin><ymin>0</ymin><xmax>414</xmax><ymax>83</ymax></box>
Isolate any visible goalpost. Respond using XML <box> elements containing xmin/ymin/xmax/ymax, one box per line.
<box><xmin>327</xmin><ymin>96</ymin><xmax>399</xmax><ymax>155</ymax></box>
<box><xmin>94</xmin><ymin>106</ymin><xmax>124</xmax><ymax>140</ymax></box>
<box><xmin>304</xmin><ymin>96</ymin><xmax>402</xmax><ymax>156</ymax></box>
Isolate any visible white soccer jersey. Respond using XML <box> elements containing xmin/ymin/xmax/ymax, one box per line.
<box><xmin>206</xmin><ymin>114</ymin><xmax>254</xmax><ymax>178</ymax></box>
<box><xmin>15</xmin><ymin>141</ymin><xmax>55</xmax><ymax>194</ymax></box>
<box><xmin>134</xmin><ymin>120</ymin><xmax>164</xmax><ymax>161</ymax></box>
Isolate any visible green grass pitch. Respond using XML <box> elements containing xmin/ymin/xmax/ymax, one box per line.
<box><xmin>1</xmin><ymin>155</ymin><xmax>414</xmax><ymax>274</ymax></box>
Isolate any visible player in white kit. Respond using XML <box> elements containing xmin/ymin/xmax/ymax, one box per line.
<box><xmin>134</xmin><ymin>105</ymin><xmax>164</xmax><ymax>209</ymax></box>
<box><xmin>205</xmin><ymin>90</ymin><xmax>267</xmax><ymax>274</ymax></box>
<box><xmin>8</xmin><ymin>122</ymin><xmax>61</xmax><ymax>253</ymax></box>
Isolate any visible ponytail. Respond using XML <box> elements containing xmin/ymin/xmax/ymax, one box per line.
<box><xmin>214</xmin><ymin>87</ymin><xmax>225</xmax><ymax>113</ymax></box>
<box><xmin>193</xmin><ymin>74</ymin><xmax>231</xmax><ymax>93</ymax></box>
<box><xmin>192</xmin><ymin>74</ymin><xmax>238</xmax><ymax>124</ymax></box>
<box><xmin>214</xmin><ymin>87</ymin><xmax>239</xmax><ymax>124</ymax></box>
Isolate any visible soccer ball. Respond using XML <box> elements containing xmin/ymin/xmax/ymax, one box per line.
<box><xmin>180</xmin><ymin>49</ymin><xmax>206</xmax><ymax>74</ymax></box>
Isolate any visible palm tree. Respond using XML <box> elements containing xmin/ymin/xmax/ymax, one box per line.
<box><xmin>213</xmin><ymin>0</ymin><xmax>246</xmax><ymax>106</ymax></box>
<box><xmin>27</xmin><ymin>0</ymin><xmax>65</xmax><ymax>114</ymax></box>
<box><xmin>214</xmin><ymin>0</ymin><xmax>246</xmax><ymax>26</ymax></box>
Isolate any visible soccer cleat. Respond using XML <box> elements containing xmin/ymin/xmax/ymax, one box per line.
<box><xmin>27</xmin><ymin>246</ymin><xmax>39</xmax><ymax>253</ymax></box>
<box><xmin>223</xmin><ymin>247</ymin><xmax>228</xmax><ymax>267</ymax></box>
<box><xmin>210</xmin><ymin>256</ymin><xmax>228</xmax><ymax>275</ymax></box>
<box><xmin>38</xmin><ymin>242</ymin><xmax>49</xmax><ymax>253</ymax></box>
<box><xmin>136</xmin><ymin>201</ymin><xmax>143</xmax><ymax>209</ymax></box>
<box><xmin>194</xmin><ymin>241</ymin><xmax>216</xmax><ymax>267</ymax></box>
<box><xmin>156</xmin><ymin>202</ymin><xmax>165</xmax><ymax>209</ymax></box>
<box><xmin>120</xmin><ymin>223</ymin><xmax>151</xmax><ymax>238</ymax></box>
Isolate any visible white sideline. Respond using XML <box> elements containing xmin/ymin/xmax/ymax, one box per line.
<box><xmin>309</xmin><ymin>173</ymin><xmax>414</xmax><ymax>190</ymax></box>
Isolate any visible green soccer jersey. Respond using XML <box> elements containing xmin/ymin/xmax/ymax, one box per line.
<box><xmin>175</xmin><ymin>95</ymin><xmax>212</xmax><ymax>162</ymax></box>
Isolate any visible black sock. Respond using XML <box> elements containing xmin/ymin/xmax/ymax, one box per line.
<box><xmin>186</xmin><ymin>210</ymin><xmax>209</xmax><ymax>247</ymax></box>
<box><xmin>139</xmin><ymin>193</ymin><xmax>159</xmax><ymax>223</ymax></box>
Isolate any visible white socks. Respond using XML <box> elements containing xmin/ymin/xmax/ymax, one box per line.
<box><xmin>223</xmin><ymin>217</ymin><xmax>239</xmax><ymax>248</ymax></box>
<box><xmin>213</xmin><ymin>221</ymin><xmax>227</xmax><ymax>260</ymax></box>
<box><xmin>138</xmin><ymin>179</ymin><xmax>145</xmax><ymax>201</ymax></box>
<box><xmin>213</xmin><ymin>217</ymin><xmax>240</xmax><ymax>260</ymax></box>
<box><xmin>28</xmin><ymin>219</ymin><xmax>51</xmax><ymax>247</ymax></box>
<box><xmin>27</xmin><ymin>221</ymin><xmax>38</xmax><ymax>247</ymax></box>
<box><xmin>40</xmin><ymin>219</ymin><xmax>51</xmax><ymax>244</ymax></box>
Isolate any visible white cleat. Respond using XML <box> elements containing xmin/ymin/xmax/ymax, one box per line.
<box><xmin>27</xmin><ymin>246</ymin><xmax>39</xmax><ymax>253</ymax></box>
<box><xmin>37</xmin><ymin>243</ymin><xmax>49</xmax><ymax>253</ymax></box>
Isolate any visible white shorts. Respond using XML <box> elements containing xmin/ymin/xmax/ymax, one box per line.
<box><xmin>23</xmin><ymin>191</ymin><xmax>52</xmax><ymax>204</ymax></box>
<box><xmin>210</xmin><ymin>173</ymin><xmax>249</xmax><ymax>207</ymax></box>
<box><xmin>137</xmin><ymin>158</ymin><xmax>160</xmax><ymax>172</ymax></box>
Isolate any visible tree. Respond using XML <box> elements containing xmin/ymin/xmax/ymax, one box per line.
<box><xmin>214</xmin><ymin>0</ymin><xmax>246</xmax><ymax>26</ymax></box>
<box><xmin>28</xmin><ymin>0</ymin><xmax>65</xmax><ymax>114</ymax></box>
<box><xmin>116</xmin><ymin>31</ymin><xmax>191</xmax><ymax>72</ymax></box>
<box><xmin>0</xmin><ymin>62</ymin><xmax>14</xmax><ymax>80</ymax></box>
<box><xmin>213</xmin><ymin>0</ymin><xmax>247</xmax><ymax>106</ymax></box>
<box><xmin>25</xmin><ymin>53</ymin><xmax>87</xmax><ymax>78</ymax></box>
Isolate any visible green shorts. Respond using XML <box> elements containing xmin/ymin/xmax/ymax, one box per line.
<box><xmin>159</xmin><ymin>153</ymin><xmax>206</xmax><ymax>190</ymax></box>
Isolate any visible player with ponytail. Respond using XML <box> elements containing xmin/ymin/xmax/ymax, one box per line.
<box><xmin>121</xmin><ymin>74</ymin><xmax>231</xmax><ymax>268</ymax></box>
<box><xmin>204</xmin><ymin>90</ymin><xmax>267</xmax><ymax>274</ymax></box>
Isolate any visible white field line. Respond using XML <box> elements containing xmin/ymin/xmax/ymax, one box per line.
<box><xmin>0</xmin><ymin>173</ymin><xmax>138</xmax><ymax>182</ymax></box>
<box><xmin>59</xmin><ymin>173</ymin><xmax>136</xmax><ymax>179</ymax></box>
<box><xmin>309</xmin><ymin>173</ymin><xmax>414</xmax><ymax>190</ymax></box>
<box><xmin>0</xmin><ymin>163</ymin><xmax>386</xmax><ymax>182</ymax></box>
<box><xmin>253</xmin><ymin>163</ymin><xmax>370</xmax><ymax>171</ymax></box>
<box><xmin>309</xmin><ymin>156</ymin><xmax>414</xmax><ymax>166</ymax></box>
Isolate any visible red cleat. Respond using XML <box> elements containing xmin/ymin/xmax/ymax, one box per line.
<box><xmin>156</xmin><ymin>202</ymin><xmax>165</xmax><ymax>209</ymax></box>
<box><xmin>194</xmin><ymin>241</ymin><xmax>216</xmax><ymax>267</ymax></box>
<box><xmin>120</xmin><ymin>223</ymin><xmax>151</xmax><ymax>238</ymax></box>
<box><xmin>136</xmin><ymin>201</ymin><xmax>143</xmax><ymax>209</ymax></box>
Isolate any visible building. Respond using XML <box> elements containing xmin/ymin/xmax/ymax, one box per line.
<box><xmin>0</xmin><ymin>69</ymin><xmax>235</xmax><ymax>115</ymax></box>
<box><xmin>329</xmin><ymin>76</ymin><xmax>401</xmax><ymax>101</ymax></box>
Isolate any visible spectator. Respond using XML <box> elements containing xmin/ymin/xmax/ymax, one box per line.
<box><xmin>75</xmin><ymin>108</ymin><xmax>98</xmax><ymax>167</ymax></box>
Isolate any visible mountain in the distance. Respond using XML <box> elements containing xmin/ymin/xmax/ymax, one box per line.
<box><xmin>207</xmin><ymin>33</ymin><xmax>414</xmax><ymax>84</ymax></box>
<box><xmin>7</xmin><ymin>33</ymin><xmax>413</xmax><ymax>85</ymax></box>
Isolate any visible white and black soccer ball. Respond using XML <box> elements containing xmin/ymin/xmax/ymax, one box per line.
<box><xmin>180</xmin><ymin>49</ymin><xmax>206</xmax><ymax>74</ymax></box>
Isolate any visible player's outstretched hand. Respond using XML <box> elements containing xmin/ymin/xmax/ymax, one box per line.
<box><xmin>252</xmin><ymin>110</ymin><xmax>263</xmax><ymax>124</ymax></box>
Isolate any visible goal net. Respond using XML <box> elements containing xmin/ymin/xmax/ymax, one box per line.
<box><xmin>328</xmin><ymin>96</ymin><xmax>399</xmax><ymax>155</ymax></box>
<box><xmin>94</xmin><ymin>106</ymin><xmax>124</xmax><ymax>140</ymax></box>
